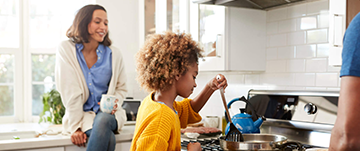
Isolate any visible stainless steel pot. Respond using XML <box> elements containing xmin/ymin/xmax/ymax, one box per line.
<box><xmin>219</xmin><ymin>134</ymin><xmax>287</xmax><ymax>150</ymax></box>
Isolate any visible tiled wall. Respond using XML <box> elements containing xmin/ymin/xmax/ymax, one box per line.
<box><xmin>128</xmin><ymin>0</ymin><xmax>340</xmax><ymax>118</ymax></box>
<box><xmin>191</xmin><ymin>0</ymin><xmax>341</xmax><ymax>117</ymax></box>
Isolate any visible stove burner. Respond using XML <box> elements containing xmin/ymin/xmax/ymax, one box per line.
<box><xmin>181</xmin><ymin>138</ymin><xmax>327</xmax><ymax>151</ymax></box>
<box><xmin>181</xmin><ymin>138</ymin><xmax>223</xmax><ymax>151</ymax></box>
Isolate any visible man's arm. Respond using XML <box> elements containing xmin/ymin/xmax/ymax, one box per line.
<box><xmin>329</xmin><ymin>76</ymin><xmax>360</xmax><ymax>150</ymax></box>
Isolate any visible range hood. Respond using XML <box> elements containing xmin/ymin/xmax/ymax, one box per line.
<box><xmin>193</xmin><ymin>0</ymin><xmax>310</xmax><ymax>10</ymax></box>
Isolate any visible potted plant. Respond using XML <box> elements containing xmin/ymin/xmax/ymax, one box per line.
<box><xmin>39</xmin><ymin>89</ymin><xmax>65</xmax><ymax>124</ymax></box>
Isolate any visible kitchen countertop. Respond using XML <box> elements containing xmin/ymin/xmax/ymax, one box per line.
<box><xmin>0</xmin><ymin>123</ymin><xmax>135</xmax><ymax>150</ymax></box>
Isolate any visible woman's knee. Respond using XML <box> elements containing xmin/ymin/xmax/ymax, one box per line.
<box><xmin>93</xmin><ymin>112</ymin><xmax>116</xmax><ymax>128</ymax></box>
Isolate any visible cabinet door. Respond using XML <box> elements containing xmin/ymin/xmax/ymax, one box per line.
<box><xmin>64</xmin><ymin>146</ymin><xmax>86</xmax><ymax>151</ymax></box>
<box><xmin>115</xmin><ymin>141</ymin><xmax>131</xmax><ymax>151</ymax></box>
<box><xmin>20</xmin><ymin>147</ymin><xmax>64</xmax><ymax>151</ymax></box>
<box><xmin>191</xmin><ymin>4</ymin><xmax>226</xmax><ymax>71</ymax></box>
<box><xmin>226</xmin><ymin>7</ymin><xmax>266</xmax><ymax>71</ymax></box>
<box><xmin>328</xmin><ymin>0</ymin><xmax>346</xmax><ymax>66</ymax></box>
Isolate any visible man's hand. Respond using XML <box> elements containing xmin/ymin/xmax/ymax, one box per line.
<box><xmin>71</xmin><ymin>129</ymin><xmax>87</xmax><ymax>147</ymax></box>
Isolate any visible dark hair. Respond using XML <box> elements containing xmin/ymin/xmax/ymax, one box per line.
<box><xmin>66</xmin><ymin>4</ymin><xmax>111</xmax><ymax>46</ymax></box>
<box><xmin>136</xmin><ymin>31</ymin><xmax>204</xmax><ymax>92</ymax></box>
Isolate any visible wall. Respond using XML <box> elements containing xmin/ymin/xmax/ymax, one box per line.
<box><xmin>191</xmin><ymin>0</ymin><xmax>341</xmax><ymax>118</ymax></box>
<box><xmin>96</xmin><ymin>0</ymin><xmax>149</xmax><ymax>100</ymax></box>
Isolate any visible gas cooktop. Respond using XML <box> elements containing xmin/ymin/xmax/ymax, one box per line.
<box><xmin>180</xmin><ymin>137</ymin><xmax>328</xmax><ymax>151</ymax></box>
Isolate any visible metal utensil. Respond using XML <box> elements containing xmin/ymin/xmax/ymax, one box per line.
<box><xmin>219</xmin><ymin>134</ymin><xmax>287</xmax><ymax>150</ymax></box>
<box><xmin>217</xmin><ymin>75</ymin><xmax>244</xmax><ymax>142</ymax></box>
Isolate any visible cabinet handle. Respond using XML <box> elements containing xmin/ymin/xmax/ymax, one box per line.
<box><xmin>216</xmin><ymin>34</ymin><xmax>222</xmax><ymax>58</ymax></box>
<box><xmin>332</xmin><ymin>14</ymin><xmax>344</xmax><ymax>47</ymax></box>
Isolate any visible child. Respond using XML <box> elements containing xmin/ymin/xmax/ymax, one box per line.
<box><xmin>130</xmin><ymin>31</ymin><xmax>228</xmax><ymax>151</ymax></box>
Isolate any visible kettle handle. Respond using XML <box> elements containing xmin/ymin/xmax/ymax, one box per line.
<box><xmin>224</xmin><ymin>96</ymin><xmax>260</xmax><ymax>123</ymax></box>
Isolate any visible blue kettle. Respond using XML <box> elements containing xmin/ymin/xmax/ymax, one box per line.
<box><xmin>224</xmin><ymin>96</ymin><xmax>266</xmax><ymax>134</ymax></box>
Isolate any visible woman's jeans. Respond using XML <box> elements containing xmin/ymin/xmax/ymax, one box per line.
<box><xmin>85</xmin><ymin>111</ymin><xmax>118</xmax><ymax>151</ymax></box>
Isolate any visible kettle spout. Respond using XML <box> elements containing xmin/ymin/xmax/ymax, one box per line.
<box><xmin>254</xmin><ymin>116</ymin><xmax>266</xmax><ymax>128</ymax></box>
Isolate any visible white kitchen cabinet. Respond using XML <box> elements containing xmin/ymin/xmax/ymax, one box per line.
<box><xmin>190</xmin><ymin>3</ymin><xmax>266</xmax><ymax>71</ymax></box>
<box><xmin>115</xmin><ymin>141</ymin><xmax>131</xmax><ymax>151</ymax></box>
<box><xmin>64</xmin><ymin>141</ymin><xmax>131</xmax><ymax>151</ymax></box>
<box><xmin>20</xmin><ymin>147</ymin><xmax>64</xmax><ymax>151</ymax></box>
<box><xmin>328</xmin><ymin>0</ymin><xmax>346</xmax><ymax>67</ymax></box>
<box><xmin>146</xmin><ymin>1</ymin><xmax>266</xmax><ymax>71</ymax></box>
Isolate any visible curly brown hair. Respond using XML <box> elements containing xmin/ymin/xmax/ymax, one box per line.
<box><xmin>66</xmin><ymin>4</ymin><xmax>111</xmax><ymax>46</ymax></box>
<box><xmin>136</xmin><ymin>31</ymin><xmax>204</xmax><ymax>92</ymax></box>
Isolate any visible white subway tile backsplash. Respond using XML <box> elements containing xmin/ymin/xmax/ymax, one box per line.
<box><xmin>306</xmin><ymin>58</ymin><xmax>327</xmax><ymax>72</ymax></box>
<box><xmin>287</xmin><ymin>59</ymin><xmax>306</xmax><ymax>72</ymax></box>
<box><xmin>288</xmin><ymin>31</ymin><xmax>306</xmax><ymax>45</ymax></box>
<box><xmin>328</xmin><ymin>65</ymin><xmax>341</xmax><ymax>72</ymax></box>
<box><xmin>305</xmin><ymin>87</ymin><xmax>327</xmax><ymax>90</ymax></box>
<box><xmin>287</xmin><ymin>3</ymin><xmax>307</xmax><ymax>18</ymax></box>
<box><xmin>267</xmin><ymin>48</ymin><xmax>277</xmax><ymax>60</ymax></box>
<box><xmin>260</xmin><ymin>73</ymin><xmax>295</xmax><ymax>85</ymax></box>
<box><xmin>267</xmin><ymin>22</ymin><xmax>278</xmax><ymax>35</ymax></box>
<box><xmin>189</xmin><ymin>1</ymin><xmax>340</xmax><ymax>119</ymax></box>
<box><xmin>295</xmin><ymin>73</ymin><xmax>315</xmax><ymax>86</ymax></box>
<box><xmin>296</xmin><ymin>45</ymin><xmax>316</xmax><ymax>58</ymax></box>
<box><xmin>245</xmin><ymin>75</ymin><xmax>260</xmax><ymax>85</ymax></box>
<box><xmin>268</xmin><ymin>34</ymin><xmax>287</xmax><ymax>47</ymax></box>
<box><xmin>268</xmin><ymin>7</ymin><xmax>288</xmax><ymax>22</ymax></box>
<box><xmin>266</xmin><ymin>48</ymin><xmax>277</xmax><ymax>60</ymax></box>
<box><xmin>317</xmin><ymin>43</ymin><xmax>330</xmax><ymax>57</ymax></box>
<box><xmin>327</xmin><ymin>87</ymin><xmax>340</xmax><ymax>91</ymax></box>
<box><xmin>316</xmin><ymin>73</ymin><xmax>338</xmax><ymax>87</ymax></box>
<box><xmin>300</xmin><ymin>16</ymin><xmax>317</xmax><ymax>30</ymax></box>
<box><xmin>278</xmin><ymin>46</ymin><xmax>295</xmax><ymax>59</ymax></box>
<box><xmin>267</xmin><ymin>60</ymin><xmax>286</xmax><ymax>72</ymax></box>
<box><xmin>286</xmin><ymin>86</ymin><xmax>306</xmax><ymax>90</ymax></box>
<box><xmin>226</xmin><ymin>74</ymin><xmax>245</xmax><ymax>84</ymax></box>
<box><xmin>307</xmin><ymin>0</ymin><xmax>329</xmax><ymax>15</ymax></box>
<box><xmin>278</xmin><ymin>19</ymin><xmax>297</xmax><ymax>33</ymax></box>
<box><xmin>318</xmin><ymin>12</ymin><xmax>329</xmax><ymax>28</ymax></box>
<box><xmin>307</xmin><ymin>29</ymin><xmax>328</xmax><ymax>44</ymax></box>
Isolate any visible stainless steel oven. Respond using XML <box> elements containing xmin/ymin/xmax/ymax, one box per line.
<box><xmin>246</xmin><ymin>90</ymin><xmax>338</xmax><ymax>149</ymax></box>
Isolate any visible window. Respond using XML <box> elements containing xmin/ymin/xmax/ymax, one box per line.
<box><xmin>28</xmin><ymin>0</ymin><xmax>93</xmax><ymax>120</ymax></box>
<box><xmin>0</xmin><ymin>55</ymin><xmax>15</xmax><ymax>116</ymax></box>
<box><xmin>0</xmin><ymin>0</ymin><xmax>94</xmax><ymax>123</ymax></box>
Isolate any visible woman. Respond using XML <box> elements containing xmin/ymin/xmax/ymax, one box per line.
<box><xmin>55</xmin><ymin>4</ymin><xmax>127</xmax><ymax>151</ymax></box>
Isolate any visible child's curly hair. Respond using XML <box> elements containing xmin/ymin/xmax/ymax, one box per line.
<box><xmin>136</xmin><ymin>31</ymin><xmax>204</xmax><ymax>92</ymax></box>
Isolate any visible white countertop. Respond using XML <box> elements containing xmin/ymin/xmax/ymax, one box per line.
<box><xmin>0</xmin><ymin>123</ymin><xmax>135</xmax><ymax>150</ymax></box>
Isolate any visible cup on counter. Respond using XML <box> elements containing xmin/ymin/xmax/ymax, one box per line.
<box><xmin>204</xmin><ymin>116</ymin><xmax>219</xmax><ymax>128</ymax></box>
<box><xmin>100</xmin><ymin>94</ymin><xmax>120</xmax><ymax>114</ymax></box>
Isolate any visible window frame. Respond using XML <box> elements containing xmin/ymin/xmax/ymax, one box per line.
<box><xmin>0</xmin><ymin>0</ymin><xmax>94</xmax><ymax>123</ymax></box>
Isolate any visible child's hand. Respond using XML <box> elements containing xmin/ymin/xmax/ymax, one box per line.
<box><xmin>207</xmin><ymin>74</ymin><xmax>228</xmax><ymax>91</ymax></box>
<box><xmin>187</xmin><ymin>142</ymin><xmax>202</xmax><ymax>151</ymax></box>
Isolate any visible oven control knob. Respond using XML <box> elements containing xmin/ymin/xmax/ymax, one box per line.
<box><xmin>304</xmin><ymin>103</ymin><xmax>317</xmax><ymax>115</ymax></box>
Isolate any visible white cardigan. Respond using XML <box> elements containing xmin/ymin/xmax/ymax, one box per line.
<box><xmin>55</xmin><ymin>40</ymin><xmax>127</xmax><ymax>135</ymax></box>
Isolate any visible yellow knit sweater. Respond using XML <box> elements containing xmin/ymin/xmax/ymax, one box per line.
<box><xmin>130</xmin><ymin>92</ymin><xmax>202</xmax><ymax>151</ymax></box>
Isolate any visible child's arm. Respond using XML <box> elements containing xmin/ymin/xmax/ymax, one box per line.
<box><xmin>190</xmin><ymin>74</ymin><xmax>228</xmax><ymax>112</ymax></box>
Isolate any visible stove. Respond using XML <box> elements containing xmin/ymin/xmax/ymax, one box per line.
<box><xmin>181</xmin><ymin>138</ymin><xmax>223</xmax><ymax>151</ymax></box>
<box><xmin>181</xmin><ymin>138</ymin><xmax>328</xmax><ymax>151</ymax></box>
